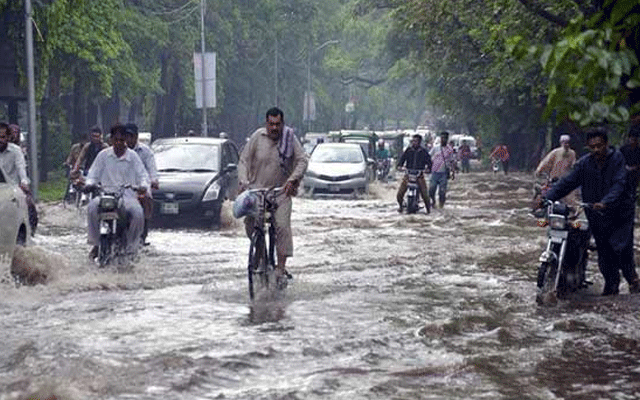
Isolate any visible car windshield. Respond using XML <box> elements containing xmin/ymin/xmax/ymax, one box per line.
<box><xmin>154</xmin><ymin>143</ymin><xmax>220</xmax><ymax>172</ymax></box>
<box><xmin>311</xmin><ymin>146</ymin><xmax>364</xmax><ymax>163</ymax></box>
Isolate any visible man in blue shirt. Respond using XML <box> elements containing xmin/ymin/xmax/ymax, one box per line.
<box><xmin>543</xmin><ymin>126</ymin><xmax>640</xmax><ymax>295</ymax></box>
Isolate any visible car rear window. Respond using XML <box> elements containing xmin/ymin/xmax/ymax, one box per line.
<box><xmin>311</xmin><ymin>146</ymin><xmax>364</xmax><ymax>163</ymax></box>
<box><xmin>154</xmin><ymin>143</ymin><xmax>220</xmax><ymax>172</ymax></box>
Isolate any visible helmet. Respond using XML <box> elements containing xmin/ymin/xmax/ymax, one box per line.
<box><xmin>233</xmin><ymin>190</ymin><xmax>258</xmax><ymax>219</ymax></box>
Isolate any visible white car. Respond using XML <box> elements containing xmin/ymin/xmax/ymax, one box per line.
<box><xmin>0</xmin><ymin>169</ymin><xmax>31</xmax><ymax>278</ymax></box>
<box><xmin>303</xmin><ymin>142</ymin><xmax>373</xmax><ymax>197</ymax></box>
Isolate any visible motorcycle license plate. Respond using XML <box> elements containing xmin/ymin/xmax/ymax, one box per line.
<box><xmin>161</xmin><ymin>202</ymin><xmax>179</xmax><ymax>214</ymax></box>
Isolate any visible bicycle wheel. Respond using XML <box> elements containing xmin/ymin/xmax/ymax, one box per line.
<box><xmin>248</xmin><ymin>230</ymin><xmax>269</xmax><ymax>300</ymax></box>
<box><xmin>268</xmin><ymin>223</ymin><xmax>287</xmax><ymax>290</ymax></box>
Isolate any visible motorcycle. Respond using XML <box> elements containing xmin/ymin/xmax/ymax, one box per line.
<box><xmin>535</xmin><ymin>199</ymin><xmax>591</xmax><ymax>305</ymax></box>
<box><xmin>87</xmin><ymin>185</ymin><xmax>141</xmax><ymax>268</ymax></box>
<box><xmin>403</xmin><ymin>169</ymin><xmax>426</xmax><ymax>214</ymax></box>
<box><xmin>376</xmin><ymin>158</ymin><xmax>390</xmax><ymax>181</ymax></box>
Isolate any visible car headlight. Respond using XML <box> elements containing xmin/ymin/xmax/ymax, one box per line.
<box><xmin>548</xmin><ymin>214</ymin><xmax>566</xmax><ymax>230</ymax></box>
<box><xmin>202</xmin><ymin>181</ymin><xmax>221</xmax><ymax>201</ymax></box>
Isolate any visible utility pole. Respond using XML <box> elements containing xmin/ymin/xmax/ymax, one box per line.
<box><xmin>274</xmin><ymin>36</ymin><xmax>278</xmax><ymax>106</ymax></box>
<box><xmin>200</xmin><ymin>0</ymin><xmax>207</xmax><ymax>136</ymax></box>
<box><xmin>306</xmin><ymin>49</ymin><xmax>311</xmax><ymax>133</ymax></box>
<box><xmin>25</xmin><ymin>0</ymin><xmax>38</xmax><ymax>198</ymax></box>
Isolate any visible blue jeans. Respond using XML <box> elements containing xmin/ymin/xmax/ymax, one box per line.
<box><xmin>429</xmin><ymin>171</ymin><xmax>448</xmax><ymax>206</ymax></box>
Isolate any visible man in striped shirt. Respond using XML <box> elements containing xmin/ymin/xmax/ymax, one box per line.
<box><xmin>429</xmin><ymin>131</ymin><xmax>456</xmax><ymax>208</ymax></box>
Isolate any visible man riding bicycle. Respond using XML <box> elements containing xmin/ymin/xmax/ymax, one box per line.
<box><xmin>238</xmin><ymin>107</ymin><xmax>308</xmax><ymax>281</ymax></box>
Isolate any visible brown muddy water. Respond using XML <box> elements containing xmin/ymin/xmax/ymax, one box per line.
<box><xmin>2</xmin><ymin>170</ymin><xmax>640</xmax><ymax>400</ymax></box>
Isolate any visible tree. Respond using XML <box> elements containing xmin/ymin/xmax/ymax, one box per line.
<box><xmin>510</xmin><ymin>0</ymin><xmax>640</xmax><ymax>126</ymax></box>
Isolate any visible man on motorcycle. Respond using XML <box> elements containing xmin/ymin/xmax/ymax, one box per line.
<box><xmin>376</xmin><ymin>139</ymin><xmax>391</xmax><ymax>180</ymax></box>
<box><xmin>541</xmin><ymin>126</ymin><xmax>640</xmax><ymax>296</ymax></box>
<box><xmin>396</xmin><ymin>134</ymin><xmax>432</xmax><ymax>213</ymax></box>
<box><xmin>84</xmin><ymin>124</ymin><xmax>150</xmax><ymax>259</ymax></box>
<box><xmin>489</xmin><ymin>144</ymin><xmax>510</xmax><ymax>175</ymax></box>
<box><xmin>72</xmin><ymin>126</ymin><xmax>108</xmax><ymax>178</ymax></box>
<box><xmin>124</xmin><ymin>123</ymin><xmax>158</xmax><ymax>245</ymax></box>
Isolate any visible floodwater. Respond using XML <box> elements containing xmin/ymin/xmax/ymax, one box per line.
<box><xmin>2</xmin><ymin>169</ymin><xmax>640</xmax><ymax>400</ymax></box>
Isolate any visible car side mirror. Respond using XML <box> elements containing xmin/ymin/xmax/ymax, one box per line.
<box><xmin>225</xmin><ymin>163</ymin><xmax>237</xmax><ymax>172</ymax></box>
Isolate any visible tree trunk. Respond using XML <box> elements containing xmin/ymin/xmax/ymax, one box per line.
<box><xmin>71</xmin><ymin>77</ymin><xmax>86</xmax><ymax>143</ymax></box>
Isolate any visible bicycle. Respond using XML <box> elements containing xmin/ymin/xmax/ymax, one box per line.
<box><xmin>235</xmin><ymin>187</ymin><xmax>285</xmax><ymax>300</ymax></box>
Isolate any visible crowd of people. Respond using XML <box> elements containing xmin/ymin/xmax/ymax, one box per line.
<box><xmin>5</xmin><ymin>108</ymin><xmax>640</xmax><ymax>299</ymax></box>
<box><xmin>386</xmin><ymin>124</ymin><xmax>640</xmax><ymax>298</ymax></box>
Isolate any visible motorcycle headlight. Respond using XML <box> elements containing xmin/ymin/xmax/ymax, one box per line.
<box><xmin>202</xmin><ymin>181</ymin><xmax>221</xmax><ymax>201</ymax></box>
<box><xmin>99</xmin><ymin>195</ymin><xmax>117</xmax><ymax>211</ymax></box>
<box><xmin>548</xmin><ymin>214</ymin><xmax>566</xmax><ymax>230</ymax></box>
<box><xmin>571</xmin><ymin>218</ymin><xmax>589</xmax><ymax>231</ymax></box>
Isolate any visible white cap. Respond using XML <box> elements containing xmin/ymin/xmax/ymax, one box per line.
<box><xmin>560</xmin><ymin>134</ymin><xmax>570</xmax><ymax>143</ymax></box>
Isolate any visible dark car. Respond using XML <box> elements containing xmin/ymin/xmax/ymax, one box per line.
<box><xmin>151</xmin><ymin>137</ymin><xmax>239</xmax><ymax>227</ymax></box>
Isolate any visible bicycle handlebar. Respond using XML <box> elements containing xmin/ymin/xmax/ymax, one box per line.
<box><xmin>246</xmin><ymin>186</ymin><xmax>284</xmax><ymax>196</ymax></box>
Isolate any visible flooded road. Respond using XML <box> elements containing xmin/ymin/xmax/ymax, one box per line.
<box><xmin>2</xmin><ymin>170</ymin><xmax>640</xmax><ymax>399</ymax></box>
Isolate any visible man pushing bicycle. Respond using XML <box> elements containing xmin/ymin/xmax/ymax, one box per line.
<box><xmin>238</xmin><ymin>107</ymin><xmax>308</xmax><ymax>281</ymax></box>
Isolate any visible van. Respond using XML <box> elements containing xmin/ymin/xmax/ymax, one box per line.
<box><xmin>449</xmin><ymin>134</ymin><xmax>478</xmax><ymax>159</ymax></box>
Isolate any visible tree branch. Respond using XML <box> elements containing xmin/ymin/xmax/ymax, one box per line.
<box><xmin>516</xmin><ymin>0</ymin><xmax>569</xmax><ymax>27</ymax></box>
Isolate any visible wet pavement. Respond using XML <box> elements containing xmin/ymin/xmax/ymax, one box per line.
<box><xmin>2</xmin><ymin>170</ymin><xmax>640</xmax><ymax>399</ymax></box>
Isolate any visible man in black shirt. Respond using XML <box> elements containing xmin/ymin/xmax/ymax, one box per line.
<box><xmin>544</xmin><ymin>127</ymin><xmax>640</xmax><ymax>295</ymax></box>
<box><xmin>396</xmin><ymin>134</ymin><xmax>432</xmax><ymax>213</ymax></box>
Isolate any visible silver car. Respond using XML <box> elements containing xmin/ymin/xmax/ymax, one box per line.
<box><xmin>0</xmin><ymin>169</ymin><xmax>30</xmax><ymax>278</ymax></box>
<box><xmin>303</xmin><ymin>142</ymin><xmax>372</xmax><ymax>197</ymax></box>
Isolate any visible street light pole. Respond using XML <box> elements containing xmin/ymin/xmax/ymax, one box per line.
<box><xmin>307</xmin><ymin>50</ymin><xmax>311</xmax><ymax>133</ymax></box>
<box><xmin>25</xmin><ymin>0</ymin><xmax>38</xmax><ymax>198</ymax></box>
<box><xmin>200</xmin><ymin>0</ymin><xmax>207</xmax><ymax>136</ymax></box>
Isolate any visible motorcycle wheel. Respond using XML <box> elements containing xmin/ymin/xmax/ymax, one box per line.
<box><xmin>98</xmin><ymin>235</ymin><xmax>111</xmax><ymax>268</ymax></box>
<box><xmin>536</xmin><ymin>260</ymin><xmax>558</xmax><ymax>305</ymax></box>
<box><xmin>407</xmin><ymin>195</ymin><xmax>418</xmax><ymax>214</ymax></box>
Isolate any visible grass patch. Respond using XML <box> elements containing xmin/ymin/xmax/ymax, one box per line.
<box><xmin>37</xmin><ymin>169</ymin><xmax>68</xmax><ymax>203</ymax></box>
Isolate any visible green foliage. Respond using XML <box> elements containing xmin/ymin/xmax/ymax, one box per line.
<box><xmin>38</xmin><ymin>170</ymin><xmax>67</xmax><ymax>203</ymax></box>
<box><xmin>509</xmin><ymin>0</ymin><xmax>640</xmax><ymax>126</ymax></box>
<box><xmin>41</xmin><ymin>0</ymin><xmax>134</xmax><ymax>97</ymax></box>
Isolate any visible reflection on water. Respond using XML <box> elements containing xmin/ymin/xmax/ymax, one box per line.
<box><xmin>2</xmin><ymin>171</ymin><xmax>640</xmax><ymax>399</ymax></box>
